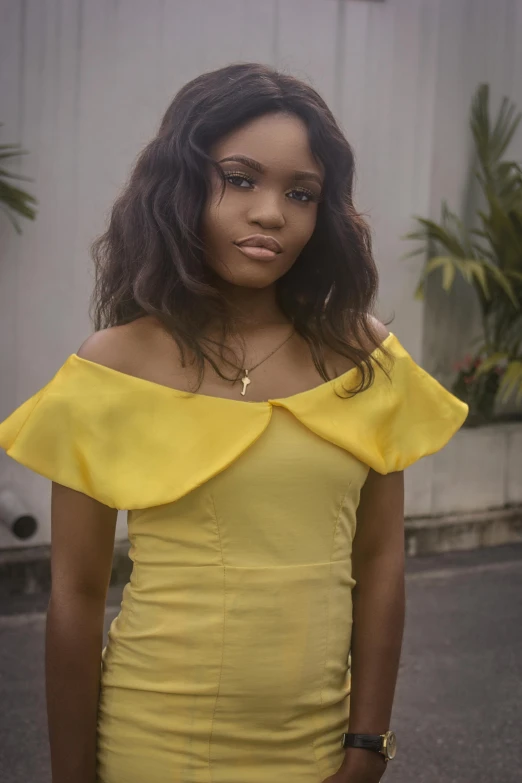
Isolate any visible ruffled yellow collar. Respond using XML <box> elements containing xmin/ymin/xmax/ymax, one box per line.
<box><xmin>0</xmin><ymin>332</ymin><xmax>469</xmax><ymax>509</ymax></box>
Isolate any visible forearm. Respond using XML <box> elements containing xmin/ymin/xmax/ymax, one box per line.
<box><xmin>347</xmin><ymin>551</ymin><xmax>405</xmax><ymax>734</ymax></box>
<box><xmin>46</xmin><ymin>593</ymin><xmax>105</xmax><ymax>783</ymax></box>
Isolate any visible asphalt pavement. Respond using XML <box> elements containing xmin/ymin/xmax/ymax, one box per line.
<box><xmin>1</xmin><ymin>543</ymin><xmax>521</xmax><ymax>783</ymax></box>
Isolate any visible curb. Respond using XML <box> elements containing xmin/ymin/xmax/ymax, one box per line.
<box><xmin>404</xmin><ymin>505</ymin><xmax>522</xmax><ymax>556</ymax></box>
<box><xmin>1</xmin><ymin>506</ymin><xmax>521</xmax><ymax>597</ymax></box>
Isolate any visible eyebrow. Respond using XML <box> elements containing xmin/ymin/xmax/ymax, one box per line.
<box><xmin>218</xmin><ymin>155</ymin><xmax>323</xmax><ymax>187</ymax></box>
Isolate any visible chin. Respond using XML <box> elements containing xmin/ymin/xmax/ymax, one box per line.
<box><xmin>221</xmin><ymin>273</ymin><xmax>280</xmax><ymax>290</ymax></box>
<box><xmin>210</xmin><ymin>262</ymin><xmax>287</xmax><ymax>290</ymax></box>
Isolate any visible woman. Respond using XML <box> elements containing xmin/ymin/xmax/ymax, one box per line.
<box><xmin>0</xmin><ymin>63</ymin><xmax>468</xmax><ymax>783</ymax></box>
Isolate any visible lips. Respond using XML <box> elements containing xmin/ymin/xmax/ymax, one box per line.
<box><xmin>234</xmin><ymin>234</ymin><xmax>283</xmax><ymax>254</ymax></box>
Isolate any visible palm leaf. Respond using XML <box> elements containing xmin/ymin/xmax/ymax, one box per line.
<box><xmin>405</xmin><ymin>206</ymin><xmax>469</xmax><ymax>258</ymax></box>
<box><xmin>471</xmin><ymin>84</ymin><xmax>522</xmax><ymax>180</ymax></box>
<box><xmin>0</xmin><ymin>204</ymin><xmax>23</xmax><ymax>233</ymax></box>
<box><xmin>474</xmin><ymin>353</ymin><xmax>509</xmax><ymax>376</ymax></box>
<box><xmin>413</xmin><ymin>256</ymin><xmax>459</xmax><ymax>299</ymax></box>
<box><xmin>480</xmin><ymin>259</ymin><xmax>519</xmax><ymax>307</ymax></box>
<box><xmin>0</xmin><ymin>148</ymin><xmax>30</xmax><ymax>161</ymax></box>
<box><xmin>412</xmin><ymin>253</ymin><xmax>517</xmax><ymax>303</ymax></box>
<box><xmin>0</xmin><ymin>126</ymin><xmax>37</xmax><ymax>228</ymax></box>
<box><xmin>497</xmin><ymin>360</ymin><xmax>522</xmax><ymax>404</ymax></box>
<box><xmin>458</xmin><ymin>258</ymin><xmax>490</xmax><ymax>298</ymax></box>
<box><xmin>0</xmin><ymin>168</ymin><xmax>34</xmax><ymax>183</ymax></box>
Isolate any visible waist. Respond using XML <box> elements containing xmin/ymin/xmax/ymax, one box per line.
<box><xmin>102</xmin><ymin>560</ymin><xmax>354</xmax><ymax>705</ymax></box>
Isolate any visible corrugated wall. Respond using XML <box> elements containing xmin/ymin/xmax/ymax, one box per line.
<box><xmin>1</xmin><ymin>0</ymin><xmax>521</xmax><ymax>546</ymax></box>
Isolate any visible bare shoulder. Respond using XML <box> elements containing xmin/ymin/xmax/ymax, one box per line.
<box><xmin>325</xmin><ymin>314</ymin><xmax>391</xmax><ymax>376</ymax></box>
<box><xmin>77</xmin><ymin>325</ymin><xmax>132</xmax><ymax>373</ymax></box>
<box><xmin>366</xmin><ymin>315</ymin><xmax>390</xmax><ymax>347</ymax></box>
<box><xmin>76</xmin><ymin>316</ymin><xmax>159</xmax><ymax>374</ymax></box>
<box><xmin>346</xmin><ymin>316</ymin><xmax>389</xmax><ymax>360</ymax></box>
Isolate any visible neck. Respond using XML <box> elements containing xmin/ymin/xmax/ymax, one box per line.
<box><xmin>214</xmin><ymin>282</ymin><xmax>292</xmax><ymax>331</ymax></box>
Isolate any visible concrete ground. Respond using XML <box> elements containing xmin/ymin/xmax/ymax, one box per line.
<box><xmin>1</xmin><ymin>543</ymin><xmax>521</xmax><ymax>783</ymax></box>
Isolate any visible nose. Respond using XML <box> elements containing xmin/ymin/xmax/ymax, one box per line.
<box><xmin>247</xmin><ymin>190</ymin><xmax>285</xmax><ymax>229</ymax></box>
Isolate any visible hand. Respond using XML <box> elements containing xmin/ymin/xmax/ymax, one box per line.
<box><xmin>321</xmin><ymin>748</ymin><xmax>388</xmax><ymax>783</ymax></box>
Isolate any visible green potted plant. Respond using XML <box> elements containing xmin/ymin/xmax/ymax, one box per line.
<box><xmin>404</xmin><ymin>84</ymin><xmax>522</xmax><ymax>426</ymax></box>
<box><xmin>0</xmin><ymin>123</ymin><xmax>37</xmax><ymax>233</ymax></box>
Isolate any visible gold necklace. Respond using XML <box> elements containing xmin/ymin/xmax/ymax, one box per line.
<box><xmin>239</xmin><ymin>328</ymin><xmax>296</xmax><ymax>397</ymax></box>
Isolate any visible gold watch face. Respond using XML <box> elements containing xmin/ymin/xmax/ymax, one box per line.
<box><xmin>384</xmin><ymin>731</ymin><xmax>397</xmax><ymax>759</ymax></box>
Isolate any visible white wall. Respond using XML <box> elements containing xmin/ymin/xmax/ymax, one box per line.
<box><xmin>1</xmin><ymin>0</ymin><xmax>521</xmax><ymax>547</ymax></box>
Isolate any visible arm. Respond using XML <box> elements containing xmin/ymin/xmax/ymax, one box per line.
<box><xmin>334</xmin><ymin>468</ymin><xmax>406</xmax><ymax>781</ymax></box>
<box><xmin>45</xmin><ymin>330</ymin><xmax>139</xmax><ymax>781</ymax></box>
<box><xmin>46</xmin><ymin>481</ymin><xmax>117</xmax><ymax>783</ymax></box>
<box><xmin>349</xmin><ymin>468</ymin><xmax>405</xmax><ymax>732</ymax></box>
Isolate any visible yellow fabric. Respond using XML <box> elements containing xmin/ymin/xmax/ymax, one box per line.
<box><xmin>0</xmin><ymin>332</ymin><xmax>468</xmax><ymax>782</ymax></box>
<box><xmin>0</xmin><ymin>333</ymin><xmax>468</xmax><ymax>509</ymax></box>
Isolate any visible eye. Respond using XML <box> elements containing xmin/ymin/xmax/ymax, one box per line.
<box><xmin>224</xmin><ymin>172</ymin><xmax>255</xmax><ymax>189</ymax></box>
<box><xmin>287</xmin><ymin>188</ymin><xmax>319</xmax><ymax>204</ymax></box>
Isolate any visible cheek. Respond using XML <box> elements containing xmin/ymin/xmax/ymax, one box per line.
<box><xmin>203</xmin><ymin>193</ymin><xmax>237</xmax><ymax>245</ymax></box>
<box><xmin>288</xmin><ymin>206</ymin><xmax>318</xmax><ymax>246</ymax></box>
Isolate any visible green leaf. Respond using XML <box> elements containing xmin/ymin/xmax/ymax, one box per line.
<box><xmin>0</xmin><ymin>204</ymin><xmax>22</xmax><ymax>233</ymax></box>
<box><xmin>0</xmin><ymin>128</ymin><xmax>37</xmax><ymax>230</ymax></box>
<box><xmin>399</xmin><ymin>244</ymin><xmax>429</xmax><ymax>260</ymax></box>
<box><xmin>408</xmin><ymin>212</ymin><xmax>468</xmax><ymax>257</ymax></box>
<box><xmin>472</xmin><ymin>83</ymin><xmax>522</xmax><ymax>179</ymax></box>
<box><xmin>0</xmin><ymin>148</ymin><xmax>29</xmax><ymax>161</ymax></box>
<box><xmin>416</xmin><ymin>256</ymin><xmax>451</xmax><ymax>288</ymax></box>
<box><xmin>481</xmin><ymin>259</ymin><xmax>519</xmax><ymax>307</ymax></box>
<box><xmin>0</xmin><ymin>179</ymin><xmax>38</xmax><ymax>220</ymax></box>
<box><xmin>414</xmin><ymin>279</ymin><xmax>425</xmax><ymax>300</ymax></box>
<box><xmin>474</xmin><ymin>353</ymin><xmax>508</xmax><ymax>376</ymax></box>
<box><xmin>0</xmin><ymin>168</ymin><xmax>35</xmax><ymax>183</ymax></box>
<box><xmin>498</xmin><ymin>360</ymin><xmax>522</xmax><ymax>403</ymax></box>
<box><xmin>442</xmin><ymin>261</ymin><xmax>456</xmax><ymax>290</ymax></box>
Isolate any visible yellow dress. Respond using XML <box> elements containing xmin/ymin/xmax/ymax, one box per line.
<box><xmin>0</xmin><ymin>332</ymin><xmax>468</xmax><ymax>782</ymax></box>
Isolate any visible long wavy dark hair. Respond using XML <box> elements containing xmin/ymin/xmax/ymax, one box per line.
<box><xmin>90</xmin><ymin>62</ymin><xmax>394</xmax><ymax>395</ymax></box>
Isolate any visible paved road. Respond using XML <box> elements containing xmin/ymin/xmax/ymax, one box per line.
<box><xmin>1</xmin><ymin>544</ymin><xmax>521</xmax><ymax>783</ymax></box>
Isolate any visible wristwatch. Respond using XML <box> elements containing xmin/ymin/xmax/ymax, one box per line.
<box><xmin>341</xmin><ymin>731</ymin><xmax>397</xmax><ymax>762</ymax></box>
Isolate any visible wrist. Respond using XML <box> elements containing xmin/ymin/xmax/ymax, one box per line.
<box><xmin>341</xmin><ymin>747</ymin><xmax>388</xmax><ymax>777</ymax></box>
<box><xmin>341</xmin><ymin>729</ymin><xmax>397</xmax><ymax>763</ymax></box>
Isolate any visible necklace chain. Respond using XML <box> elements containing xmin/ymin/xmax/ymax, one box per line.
<box><xmin>239</xmin><ymin>327</ymin><xmax>296</xmax><ymax>397</ymax></box>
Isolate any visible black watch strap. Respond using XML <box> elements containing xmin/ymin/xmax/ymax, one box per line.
<box><xmin>341</xmin><ymin>733</ymin><xmax>383</xmax><ymax>753</ymax></box>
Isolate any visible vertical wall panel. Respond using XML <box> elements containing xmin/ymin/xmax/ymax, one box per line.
<box><xmin>504</xmin><ymin>0</ymin><xmax>522</xmax><ymax>159</ymax></box>
<box><xmin>161</xmin><ymin>0</ymin><xmax>277</xmax><ymax>102</ymax></box>
<box><xmin>274</xmin><ymin>0</ymin><xmax>339</xmax><ymax>110</ymax></box>
<box><xmin>0</xmin><ymin>0</ymin><xmax>24</xmax><ymax>411</ymax></box>
<box><xmin>339</xmin><ymin>0</ymin><xmax>442</xmax><ymax>357</ymax></box>
<box><xmin>0</xmin><ymin>0</ymin><xmax>25</xmax><ymax>548</ymax></box>
<box><xmin>17</xmin><ymin>0</ymin><xmax>83</xmax><ymax>384</ymax></box>
<box><xmin>339</xmin><ymin>0</ymin><xmax>371</xmax><ymax>148</ymax></box>
<box><xmin>73</xmin><ymin>0</ymin><xmax>121</xmax><ymax>347</ymax></box>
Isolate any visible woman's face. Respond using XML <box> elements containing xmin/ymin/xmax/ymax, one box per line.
<box><xmin>202</xmin><ymin>112</ymin><xmax>324</xmax><ymax>290</ymax></box>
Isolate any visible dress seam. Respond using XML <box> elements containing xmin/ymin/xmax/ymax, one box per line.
<box><xmin>208</xmin><ymin>492</ymin><xmax>226</xmax><ymax>782</ymax></box>
<box><xmin>311</xmin><ymin>485</ymin><xmax>351</xmax><ymax>776</ymax></box>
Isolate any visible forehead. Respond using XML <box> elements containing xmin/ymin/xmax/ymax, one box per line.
<box><xmin>210</xmin><ymin>112</ymin><xmax>324</xmax><ymax>177</ymax></box>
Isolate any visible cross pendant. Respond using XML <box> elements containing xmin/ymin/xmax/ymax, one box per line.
<box><xmin>241</xmin><ymin>370</ymin><xmax>251</xmax><ymax>396</ymax></box>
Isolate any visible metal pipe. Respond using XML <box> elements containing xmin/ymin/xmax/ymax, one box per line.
<box><xmin>0</xmin><ymin>488</ymin><xmax>38</xmax><ymax>539</ymax></box>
